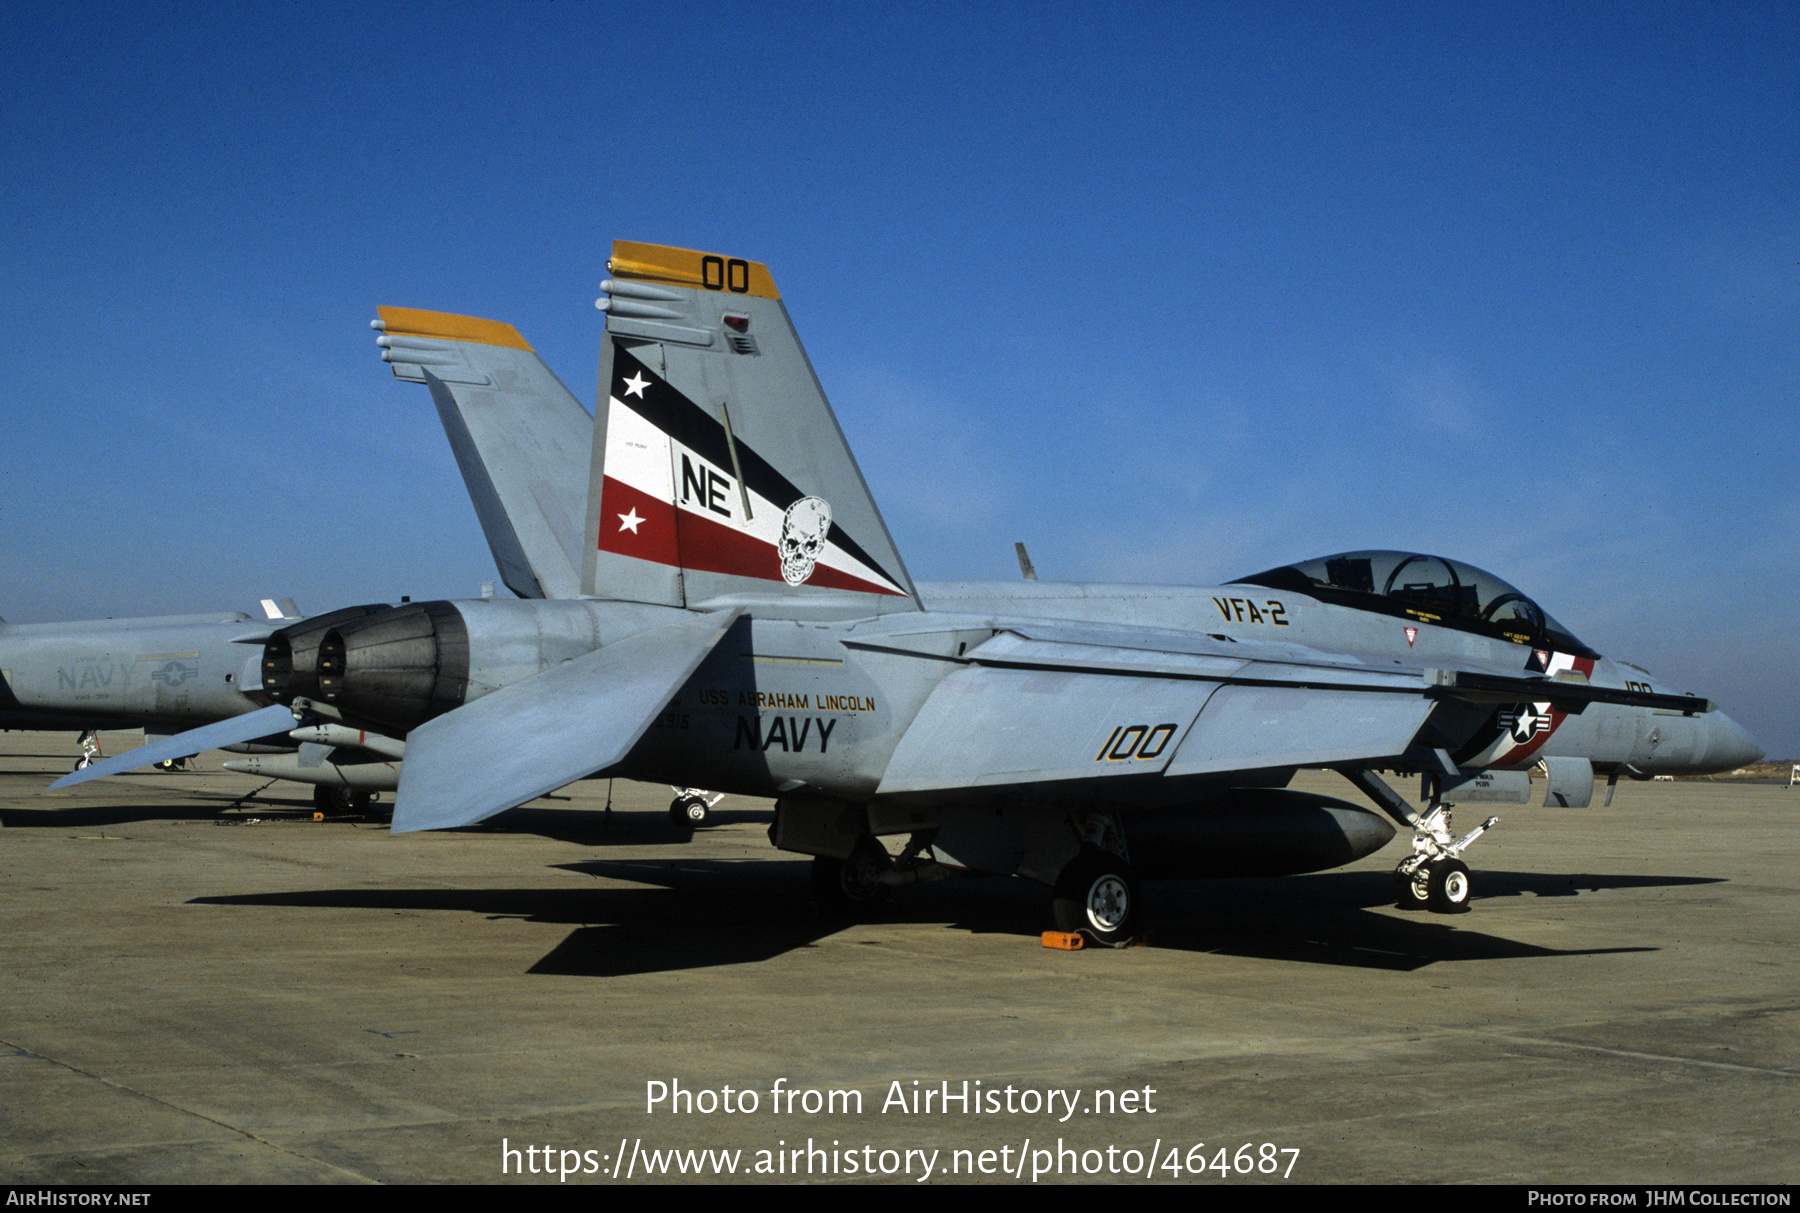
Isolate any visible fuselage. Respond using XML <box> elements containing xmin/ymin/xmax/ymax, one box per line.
<box><xmin>18</xmin><ymin>562</ymin><xmax>1758</xmax><ymax>808</ymax></box>
<box><xmin>915</xmin><ymin>579</ymin><xmax>1761</xmax><ymax>777</ymax></box>
<box><xmin>617</xmin><ymin>570</ymin><xmax>1762</xmax><ymax>803</ymax></box>
<box><xmin>0</xmin><ymin>612</ymin><xmax>268</xmax><ymax>731</ymax></box>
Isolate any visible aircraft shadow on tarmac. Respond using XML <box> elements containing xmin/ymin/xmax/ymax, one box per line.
<box><xmin>13</xmin><ymin>773</ymin><xmax>1718</xmax><ymax>975</ymax></box>
<box><xmin>0</xmin><ymin>793</ymin><xmax>755</xmax><ymax>839</ymax></box>
<box><xmin>468</xmin><ymin>804</ymin><xmax>771</xmax><ymax>847</ymax></box>
<box><xmin>188</xmin><ymin>854</ymin><xmax>1714</xmax><ymax>977</ymax></box>
<box><xmin>0</xmin><ymin>792</ymin><xmax>323</xmax><ymax>828</ymax></box>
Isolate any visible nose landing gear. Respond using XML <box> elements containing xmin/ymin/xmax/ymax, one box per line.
<box><xmin>1392</xmin><ymin>805</ymin><xmax>1494</xmax><ymax>913</ymax></box>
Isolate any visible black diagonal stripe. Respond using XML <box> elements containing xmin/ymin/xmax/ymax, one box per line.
<box><xmin>610</xmin><ymin>345</ymin><xmax>902</xmax><ymax>591</ymax></box>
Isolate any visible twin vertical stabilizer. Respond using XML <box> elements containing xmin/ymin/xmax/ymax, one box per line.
<box><xmin>378</xmin><ymin>241</ymin><xmax>919</xmax><ymax>616</ymax></box>
<box><xmin>586</xmin><ymin>241</ymin><xmax>919</xmax><ymax>613</ymax></box>
<box><xmin>372</xmin><ymin>308</ymin><xmax>591</xmax><ymax>600</ymax></box>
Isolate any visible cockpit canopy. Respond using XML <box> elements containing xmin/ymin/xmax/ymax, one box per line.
<box><xmin>1232</xmin><ymin>550</ymin><xmax>1595</xmax><ymax>657</ymax></box>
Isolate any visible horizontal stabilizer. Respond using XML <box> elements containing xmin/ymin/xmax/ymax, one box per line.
<box><xmin>46</xmin><ymin>704</ymin><xmax>300</xmax><ymax>792</ymax></box>
<box><xmin>390</xmin><ymin>609</ymin><xmax>742</xmax><ymax>832</ymax></box>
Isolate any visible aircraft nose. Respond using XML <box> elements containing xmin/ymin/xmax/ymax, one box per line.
<box><xmin>1703</xmin><ymin>711</ymin><xmax>1764</xmax><ymax>772</ymax></box>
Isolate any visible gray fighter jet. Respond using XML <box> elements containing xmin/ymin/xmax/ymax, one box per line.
<box><xmin>7</xmin><ymin>311</ymin><xmax>596</xmax><ymax>814</ymax></box>
<box><xmin>0</xmin><ymin>605</ymin><xmax>285</xmax><ymax>753</ymax></box>
<box><xmin>53</xmin><ymin>240</ymin><xmax>1764</xmax><ymax>943</ymax></box>
<box><xmin>0</xmin><ymin>599</ymin><xmax>412</xmax><ymax>811</ymax></box>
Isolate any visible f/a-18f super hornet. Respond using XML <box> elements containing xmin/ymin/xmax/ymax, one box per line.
<box><xmin>53</xmin><ymin>240</ymin><xmax>1764</xmax><ymax>943</ymax></box>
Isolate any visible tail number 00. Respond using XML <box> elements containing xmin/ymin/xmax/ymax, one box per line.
<box><xmin>701</xmin><ymin>256</ymin><xmax>752</xmax><ymax>293</ymax></box>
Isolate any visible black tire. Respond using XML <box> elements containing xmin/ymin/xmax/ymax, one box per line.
<box><xmin>313</xmin><ymin>785</ymin><xmax>355</xmax><ymax>814</ymax></box>
<box><xmin>812</xmin><ymin>839</ymin><xmax>888</xmax><ymax>918</ymax></box>
<box><xmin>1427</xmin><ymin>858</ymin><xmax>1472</xmax><ymax>913</ymax></box>
<box><xmin>1052</xmin><ymin>849</ymin><xmax>1140</xmax><ymax>945</ymax></box>
<box><xmin>1393</xmin><ymin>861</ymin><xmax>1431</xmax><ymax>911</ymax></box>
<box><xmin>670</xmin><ymin>796</ymin><xmax>710</xmax><ymax>828</ymax></box>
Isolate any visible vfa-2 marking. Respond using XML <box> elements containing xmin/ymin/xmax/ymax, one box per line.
<box><xmin>1211</xmin><ymin>597</ymin><xmax>1289</xmax><ymax>626</ymax></box>
<box><xmin>1096</xmin><ymin>722</ymin><xmax>1179</xmax><ymax>763</ymax></box>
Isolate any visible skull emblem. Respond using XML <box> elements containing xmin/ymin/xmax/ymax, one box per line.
<box><xmin>779</xmin><ymin>495</ymin><xmax>832</xmax><ymax>585</ymax></box>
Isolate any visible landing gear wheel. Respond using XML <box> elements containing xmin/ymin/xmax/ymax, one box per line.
<box><xmin>670</xmin><ymin>795</ymin><xmax>710</xmax><ymax>828</ymax></box>
<box><xmin>313</xmin><ymin>785</ymin><xmax>357</xmax><ymax>815</ymax></box>
<box><xmin>1393</xmin><ymin>861</ymin><xmax>1431</xmax><ymax>911</ymax></box>
<box><xmin>1426</xmin><ymin>858</ymin><xmax>1472</xmax><ymax>913</ymax></box>
<box><xmin>812</xmin><ymin>839</ymin><xmax>888</xmax><ymax>918</ymax></box>
<box><xmin>1053</xmin><ymin>849</ymin><xmax>1140</xmax><ymax>946</ymax></box>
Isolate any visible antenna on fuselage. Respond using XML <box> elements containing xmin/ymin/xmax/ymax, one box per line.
<box><xmin>1015</xmin><ymin>542</ymin><xmax>1038</xmax><ymax>582</ymax></box>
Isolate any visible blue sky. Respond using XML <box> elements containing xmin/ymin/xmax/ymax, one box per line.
<box><xmin>4</xmin><ymin>1</ymin><xmax>1795</xmax><ymax>756</ymax></box>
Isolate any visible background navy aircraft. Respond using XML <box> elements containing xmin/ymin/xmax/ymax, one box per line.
<box><xmin>2</xmin><ymin>599</ymin><xmax>412</xmax><ymax>812</ymax></box>
<box><xmin>0</xmin><ymin>605</ymin><xmax>286</xmax><ymax>744</ymax></box>
<box><xmin>52</xmin><ymin>241</ymin><xmax>1764</xmax><ymax>945</ymax></box>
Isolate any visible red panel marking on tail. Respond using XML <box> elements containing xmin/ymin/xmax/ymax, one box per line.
<box><xmin>596</xmin><ymin>477</ymin><xmax>678</xmax><ymax>563</ymax></box>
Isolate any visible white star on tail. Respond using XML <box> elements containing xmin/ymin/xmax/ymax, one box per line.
<box><xmin>618</xmin><ymin>508</ymin><xmax>644</xmax><ymax>534</ymax></box>
<box><xmin>622</xmin><ymin>372</ymin><xmax>649</xmax><ymax>398</ymax></box>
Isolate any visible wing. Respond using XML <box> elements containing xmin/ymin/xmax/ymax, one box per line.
<box><xmin>871</xmin><ymin>628</ymin><xmax>1436</xmax><ymax>797</ymax></box>
<box><xmin>865</xmin><ymin>620</ymin><xmax>1717</xmax><ymax>798</ymax></box>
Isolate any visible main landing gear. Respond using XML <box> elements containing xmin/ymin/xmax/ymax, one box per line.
<box><xmin>810</xmin><ymin>833</ymin><xmax>946</xmax><ymax>920</ymax></box>
<box><xmin>1392</xmin><ymin>804</ymin><xmax>1495</xmax><ymax>914</ymax></box>
<box><xmin>1052</xmin><ymin>847</ymin><xmax>1141</xmax><ymax>946</ymax></box>
<box><xmin>313</xmin><ymin>785</ymin><xmax>376</xmax><ymax>816</ymax></box>
<box><xmin>811</xmin><ymin>837</ymin><xmax>891</xmax><ymax>917</ymax></box>
<box><xmin>788</xmin><ymin>803</ymin><xmax>1141</xmax><ymax>947</ymax></box>
<box><xmin>669</xmin><ymin>788</ymin><xmax>724</xmax><ymax>828</ymax></box>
